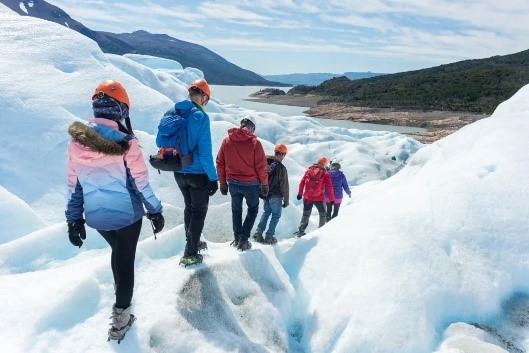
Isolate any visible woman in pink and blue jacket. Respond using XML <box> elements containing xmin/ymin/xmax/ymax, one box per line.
<box><xmin>65</xmin><ymin>80</ymin><xmax>164</xmax><ymax>341</ymax></box>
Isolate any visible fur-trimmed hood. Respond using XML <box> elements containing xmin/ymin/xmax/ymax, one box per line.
<box><xmin>68</xmin><ymin>121</ymin><xmax>130</xmax><ymax>155</ymax></box>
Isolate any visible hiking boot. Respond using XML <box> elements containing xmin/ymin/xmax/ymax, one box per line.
<box><xmin>230</xmin><ymin>239</ymin><xmax>239</xmax><ymax>247</ymax></box>
<box><xmin>294</xmin><ymin>230</ymin><xmax>306</xmax><ymax>238</ymax></box>
<box><xmin>237</xmin><ymin>240</ymin><xmax>252</xmax><ymax>251</ymax></box>
<box><xmin>108</xmin><ymin>304</ymin><xmax>135</xmax><ymax>343</ymax></box>
<box><xmin>179</xmin><ymin>254</ymin><xmax>203</xmax><ymax>267</ymax></box>
<box><xmin>263</xmin><ymin>236</ymin><xmax>277</xmax><ymax>245</ymax></box>
<box><xmin>253</xmin><ymin>233</ymin><xmax>265</xmax><ymax>243</ymax></box>
<box><xmin>198</xmin><ymin>240</ymin><xmax>207</xmax><ymax>252</ymax></box>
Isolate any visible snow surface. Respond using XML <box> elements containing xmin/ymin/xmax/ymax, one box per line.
<box><xmin>1</xmin><ymin>4</ymin><xmax>529</xmax><ymax>353</ymax></box>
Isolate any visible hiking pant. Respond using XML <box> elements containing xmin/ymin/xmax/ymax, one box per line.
<box><xmin>229</xmin><ymin>182</ymin><xmax>260</xmax><ymax>243</ymax></box>
<box><xmin>99</xmin><ymin>218</ymin><xmax>142</xmax><ymax>309</ymax></box>
<box><xmin>174</xmin><ymin>173</ymin><xmax>210</xmax><ymax>257</ymax></box>
<box><xmin>256</xmin><ymin>197</ymin><xmax>283</xmax><ymax>237</ymax></box>
<box><xmin>326</xmin><ymin>201</ymin><xmax>342</xmax><ymax>221</ymax></box>
<box><xmin>298</xmin><ymin>200</ymin><xmax>326</xmax><ymax>232</ymax></box>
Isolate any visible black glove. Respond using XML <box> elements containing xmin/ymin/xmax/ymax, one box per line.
<box><xmin>147</xmin><ymin>213</ymin><xmax>165</xmax><ymax>233</ymax></box>
<box><xmin>68</xmin><ymin>219</ymin><xmax>86</xmax><ymax>248</ymax></box>
<box><xmin>296</xmin><ymin>194</ymin><xmax>302</xmax><ymax>200</ymax></box>
<box><xmin>220</xmin><ymin>184</ymin><xmax>228</xmax><ymax>195</ymax></box>
<box><xmin>260</xmin><ymin>184</ymin><xmax>269</xmax><ymax>197</ymax></box>
<box><xmin>282</xmin><ymin>202</ymin><xmax>288</xmax><ymax>208</ymax></box>
<box><xmin>208</xmin><ymin>180</ymin><xmax>218</xmax><ymax>196</ymax></box>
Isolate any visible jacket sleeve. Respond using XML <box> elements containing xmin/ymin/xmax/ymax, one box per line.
<box><xmin>124</xmin><ymin>139</ymin><xmax>163</xmax><ymax>214</ymax></box>
<box><xmin>342</xmin><ymin>174</ymin><xmax>351</xmax><ymax>196</ymax></box>
<box><xmin>255</xmin><ymin>140</ymin><xmax>268</xmax><ymax>185</ymax></box>
<box><xmin>65</xmin><ymin>144</ymin><xmax>85</xmax><ymax>223</ymax></box>
<box><xmin>324</xmin><ymin>173</ymin><xmax>335</xmax><ymax>201</ymax></box>
<box><xmin>298</xmin><ymin>171</ymin><xmax>307</xmax><ymax>197</ymax></box>
<box><xmin>279</xmin><ymin>164</ymin><xmax>289</xmax><ymax>205</ymax></box>
<box><xmin>216</xmin><ymin>140</ymin><xmax>227</xmax><ymax>184</ymax></box>
<box><xmin>195</xmin><ymin>112</ymin><xmax>218</xmax><ymax>181</ymax></box>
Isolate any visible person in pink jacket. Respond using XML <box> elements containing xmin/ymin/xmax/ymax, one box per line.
<box><xmin>294</xmin><ymin>157</ymin><xmax>334</xmax><ymax>237</ymax></box>
<box><xmin>65</xmin><ymin>80</ymin><xmax>164</xmax><ymax>343</ymax></box>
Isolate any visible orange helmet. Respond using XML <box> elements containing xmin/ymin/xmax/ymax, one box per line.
<box><xmin>92</xmin><ymin>80</ymin><xmax>130</xmax><ymax>108</ymax></box>
<box><xmin>317</xmin><ymin>157</ymin><xmax>328</xmax><ymax>166</ymax></box>
<box><xmin>274</xmin><ymin>143</ymin><xmax>287</xmax><ymax>154</ymax></box>
<box><xmin>188</xmin><ymin>78</ymin><xmax>210</xmax><ymax>99</ymax></box>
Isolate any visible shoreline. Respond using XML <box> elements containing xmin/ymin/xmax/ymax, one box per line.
<box><xmin>246</xmin><ymin>94</ymin><xmax>487</xmax><ymax>143</ymax></box>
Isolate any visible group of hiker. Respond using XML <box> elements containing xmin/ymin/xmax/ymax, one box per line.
<box><xmin>64</xmin><ymin>78</ymin><xmax>351</xmax><ymax>342</ymax></box>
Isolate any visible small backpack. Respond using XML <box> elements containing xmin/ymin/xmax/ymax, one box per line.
<box><xmin>264</xmin><ymin>159</ymin><xmax>279</xmax><ymax>198</ymax></box>
<box><xmin>149</xmin><ymin>107</ymin><xmax>194</xmax><ymax>172</ymax></box>
<box><xmin>304</xmin><ymin>165</ymin><xmax>325</xmax><ymax>198</ymax></box>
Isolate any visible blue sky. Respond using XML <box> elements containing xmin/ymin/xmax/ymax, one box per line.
<box><xmin>46</xmin><ymin>0</ymin><xmax>529</xmax><ymax>75</ymax></box>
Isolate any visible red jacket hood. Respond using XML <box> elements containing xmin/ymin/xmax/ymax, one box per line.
<box><xmin>227</xmin><ymin>127</ymin><xmax>255</xmax><ymax>142</ymax></box>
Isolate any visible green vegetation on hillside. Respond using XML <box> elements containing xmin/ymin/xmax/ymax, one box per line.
<box><xmin>289</xmin><ymin>49</ymin><xmax>529</xmax><ymax>114</ymax></box>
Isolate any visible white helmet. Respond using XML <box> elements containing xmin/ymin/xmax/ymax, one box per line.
<box><xmin>330</xmin><ymin>158</ymin><xmax>341</xmax><ymax>169</ymax></box>
<box><xmin>241</xmin><ymin>115</ymin><xmax>256</xmax><ymax>127</ymax></box>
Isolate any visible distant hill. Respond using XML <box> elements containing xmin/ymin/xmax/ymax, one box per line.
<box><xmin>0</xmin><ymin>0</ymin><xmax>285</xmax><ymax>86</ymax></box>
<box><xmin>263</xmin><ymin>72</ymin><xmax>385</xmax><ymax>86</ymax></box>
<box><xmin>289</xmin><ymin>50</ymin><xmax>529</xmax><ymax>114</ymax></box>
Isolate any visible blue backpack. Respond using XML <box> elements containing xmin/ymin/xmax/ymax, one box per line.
<box><xmin>149</xmin><ymin>106</ymin><xmax>195</xmax><ymax>172</ymax></box>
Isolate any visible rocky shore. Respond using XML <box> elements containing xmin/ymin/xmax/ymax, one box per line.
<box><xmin>247</xmin><ymin>91</ymin><xmax>487</xmax><ymax>143</ymax></box>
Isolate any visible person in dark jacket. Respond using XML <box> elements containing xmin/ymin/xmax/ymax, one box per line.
<box><xmin>324</xmin><ymin>159</ymin><xmax>351</xmax><ymax>221</ymax></box>
<box><xmin>216</xmin><ymin>116</ymin><xmax>268</xmax><ymax>251</ymax></box>
<box><xmin>253</xmin><ymin>143</ymin><xmax>289</xmax><ymax>244</ymax></box>
<box><xmin>170</xmin><ymin>78</ymin><xmax>219</xmax><ymax>267</ymax></box>
<box><xmin>294</xmin><ymin>157</ymin><xmax>334</xmax><ymax>237</ymax></box>
<box><xmin>65</xmin><ymin>80</ymin><xmax>164</xmax><ymax>342</ymax></box>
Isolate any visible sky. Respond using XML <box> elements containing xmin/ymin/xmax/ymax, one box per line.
<box><xmin>2</xmin><ymin>4</ymin><xmax>529</xmax><ymax>353</ymax></box>
<box><xmin>31</xmin><ymin>0</ymin><xmax>529</xmax><ymax>76</ymax></box>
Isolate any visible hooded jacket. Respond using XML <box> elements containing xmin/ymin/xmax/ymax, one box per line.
<box><xmin>65</xmin><ymin>118</ymin><xmax>162</xmax><ymax>231</ymax></box>
<box><xmin>298</xmin><ymin>164</ymin><xmax>335</xmax><ymax>202</ymax></box>
<box><xmin>325</xmin><ymin>169</ymin><xmax>351</xmax><ymax>201</ymax></box>
<box><xmin>216</xmin><ymin>127</ymin><xmax>267</xmax><ymax>185</ymax></box>
<box><xmin>174</xmin><ymin>100</ymin><xmax>218</xmax><ymax>181</ymax></box>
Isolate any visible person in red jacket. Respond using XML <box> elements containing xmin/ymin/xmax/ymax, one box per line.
<box><xmin>216</xmin><ymin>116</ymin><xmax>268</xmax><ymax>250</ymax></box>
<box><xmin>294</xmin><ymin>157</ymin><xmax>335</xmax><ymax>237</ymax></box>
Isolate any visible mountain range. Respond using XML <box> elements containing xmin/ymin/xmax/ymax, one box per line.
<box><xmin>288</xmin><ymin>49</ymin><xmax>529</xmax><ymax>114</ymax></box>
<box><xmin>263</xmin><ymin>72</ymin><xmax>385</xmax><ymax>86</ymax></box>
<box><xmin>0</xmin><ymin>0</ymin><xmax>286</xmax><ymax>86</ymax></box>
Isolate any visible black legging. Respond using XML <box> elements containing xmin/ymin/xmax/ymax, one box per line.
<box><xmin>98</xmin><ymin>218</ymin><xmax>142</xmax><ymax>309</ymax></box>
<box><xmin>326</xmin><ymin>202</ymin><xmax>341</xmax><ymax>220</ymax></box>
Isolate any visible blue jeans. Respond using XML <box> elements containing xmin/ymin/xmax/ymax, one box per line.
<box><xmin>229</xmin><ymin>182</ymin><xmax>260</xmax><ymax>243</ymax></box>
<box><xmin>256</xmin><ymin>197</ymin><xmax>283</xmax><ymax>237</ymax></box>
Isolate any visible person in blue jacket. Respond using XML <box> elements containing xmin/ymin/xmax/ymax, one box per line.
<box><xmin>171</xmin><ymin>78</ymin><xmax>219</xmax><ymax>266</ymax></box>
<box><xmin>324</xmin><ymin>159</ymin><xmax>351</xmax><ymax>221</ymax></box>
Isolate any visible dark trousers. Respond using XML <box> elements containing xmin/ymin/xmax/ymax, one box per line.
<box><xmin>326</xmin><ymin>202</ymin><xmax>341</xmax><ymax>221</ymax></box>
<box><xmin>99</xmin><ymin>218</ymin><xmax>142</xmax><ymax>309</ymax></box>
<box><xmin>228</xmin><ymin>182</ymin><xmax>260</xmax><ymax>242</ymax></box>
<box><xmin>174</xmin><ymin>173</ymin><xmax>210</xmax><ymax>257</ymax></box>
<box><xmin>299</xmin><ymin>201</ymin><xmax>327</xmax><ymax>232</ymax></box>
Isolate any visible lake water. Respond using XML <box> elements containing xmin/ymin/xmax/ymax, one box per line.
<box><xmin>210</xmin><ymin>85</ymin><xmax>426</xmax><ymax>133</ymax></box>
